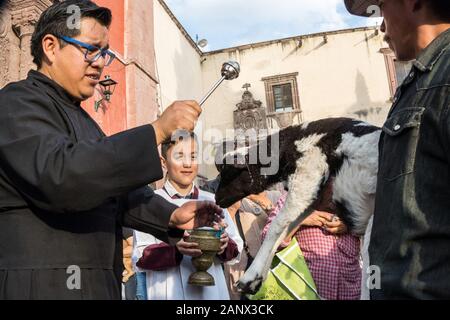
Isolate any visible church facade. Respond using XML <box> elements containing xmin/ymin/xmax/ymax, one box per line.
<box><xmin>153</xmin><ymin>0</ymin><xmax>411</xmax><ymax>179</ymax></box>
<box><xmin>0</xmin><ymin>0</ymin><xmax>159</xmax><ymax>137</ymax></box>
<box><xmin>1</xmin><ymin>0</ymin><xmax>410</xmax><ymax>180</ymax></box>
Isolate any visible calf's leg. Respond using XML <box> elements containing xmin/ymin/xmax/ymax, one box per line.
<box><xmin>237</xmin><ymin>143</ymin><xmax>329</xmax><ymax>294</ymax></box>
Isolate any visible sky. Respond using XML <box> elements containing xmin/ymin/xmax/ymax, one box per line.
<box><xmin>165</xmin><ymin>0</ymin><xmax>383</xmax><ymax>51</ymax></box>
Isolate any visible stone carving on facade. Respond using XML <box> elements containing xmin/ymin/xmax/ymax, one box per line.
<box><xmin>268</xmin><ymin>110</ymin><xmax>302</xmax><ymax>128</ymax></box>
<box><xmin>1</xmin><ymin>3</ymin><xmax>13</xmax><ymax>87</ymax></box>
<box><xmin>12</xmin><ymin>0</ymin><xmax>54</xmax><ymax>79</ymax></box>
<box><xmin>0</xmin><ymin>7</ymin><xmax>10</xmax><ymax>38</ymax></box>
<box><xmin>0</xmin><ymin>0</ymin><xmax>54</xmax><ymax>87</ymax></box>
<box><xmin>233</xmin><ymin>83</ymin><xmax>268</xmax><ymax>131</ymax></box>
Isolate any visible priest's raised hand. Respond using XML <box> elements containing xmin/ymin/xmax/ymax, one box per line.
<box><xmin>169</xmin><ymin>201</ymin><xmax>224</xmax><ymax>230</ymax></box>
<box><xmin>152</xmin><ymin>100</ymin><xmax>202</xmax><ymax>146</ymax></box>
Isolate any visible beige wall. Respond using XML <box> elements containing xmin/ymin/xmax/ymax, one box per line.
<box><xmin>200</xmin><ymin>27</ymin><xmax>392</xmax><ymax>136</ymax></box>
<box><xmin>154</xmin><ymin>0</ymin><xmax>208</xmax><ymax>178</ymax></box>
<box><xmin>197</xmin><ymin>28</ymin><xmax>392</xmax><ymax>178</ymax></box>
<box><xmin>153</xmin><ymin>0</ymin><xmax>203</xmax><ymax>109</ymax></box>
<box><xmin>153</xmin><ymin>8</ymin><xmax>393</xmax><ymax>180</ymax></box>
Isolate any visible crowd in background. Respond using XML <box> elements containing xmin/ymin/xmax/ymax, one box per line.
<box><xmin>121</xmin><ymin>132</ymin><xmax>367</xmax><ymax>300</ymax></box>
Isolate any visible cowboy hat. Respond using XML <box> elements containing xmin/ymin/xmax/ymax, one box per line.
<box><xmin>344</xmin><ymin>0</ymin><xmax>381</xmax><ymax>17</ymax></box>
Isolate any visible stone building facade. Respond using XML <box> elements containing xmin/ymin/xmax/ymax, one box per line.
<box><xmin>0</xmin><ymin>0</ymin><xmax>54</xmax><ymax>86</ymax></box>
<box><xmin>0</xmin><ymin>0</ymin><xmax>159</xmax><ymax>137</ymax></box>
<box><xmin>153</xmin><ymin>1</ymin><xmax>412</xmax><ymax>179</ymax></box>
<box><xmin>1</xmin><ymin>0</ymin><xmax>412</xmax><ymax>180</ymax></box>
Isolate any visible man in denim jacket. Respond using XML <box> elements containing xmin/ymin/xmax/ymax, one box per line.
<box><xmin>345</xmin><ymin>0</ymin><xmax>449</xmax><ymax>299</ymax></box>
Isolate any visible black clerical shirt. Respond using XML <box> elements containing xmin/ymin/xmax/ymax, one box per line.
<box><xmin>0</xmin><ymin>70</ymin><xmax>181</xmax><ymax>299</ymax></box>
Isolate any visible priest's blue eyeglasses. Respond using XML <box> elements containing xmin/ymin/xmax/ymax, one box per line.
<box><xmin>59</xmin><ymin>36</ymin><xmax>116</xmax><ymax>66</ymax></box>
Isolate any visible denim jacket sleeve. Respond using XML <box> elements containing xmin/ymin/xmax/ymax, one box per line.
<box><xmin>441</xmin><ymin>93</ymin><xmax>450</xmax><ymax>163</ymax></box>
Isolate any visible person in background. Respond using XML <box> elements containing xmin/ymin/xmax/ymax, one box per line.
<box><xmin>133</xmin><ymin>132</ymin><xmax>243</xmax><ymax>300</ymax></box>
<box><xmin>122</xmin><ymin>228</ymin><xmax>136</xmax><ymax>300</ymax></box>
<box><xmin>344</xmin><ymin>0</ymin><xmax>450</xmax><ymax>299</ymax></box>
<box><xmin>224</xmin><ymin>191</ymin><xmax>281</xmax><ymax>300</ymax></box>
<box><xmin>0</xmin><ymin>0</ymin><xmax>222</xmax><ymax>300</ymax></box>
<box><xmin>262</xmin><ymin>179</ymin><xmax>362</xmax><ymax>300</ymax></box>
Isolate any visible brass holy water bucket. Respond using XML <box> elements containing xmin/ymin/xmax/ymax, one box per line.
<box><xmin>186</xmin><ymin>227</ymin><xmax>222</xmax><ymax>286</ymax></box>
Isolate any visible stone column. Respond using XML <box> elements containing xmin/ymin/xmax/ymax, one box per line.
<box><xmin>9</xmin><ymin>0</ymin><xmax>53</xmax><ymax>80</ymax></box>
<box><xmin>0</xmin><ymin>2</ymin><xmax>20</xmax><ymax>87</ymax></box>
<box><xmin>12</xmin><ymin>16</ymin><xmax>36</xmax><ymax>79</ymax></box>
<box><xmin>0</xmin><ymin>6</ymin><xmax>10</xmax><ymax>86</ymax></box>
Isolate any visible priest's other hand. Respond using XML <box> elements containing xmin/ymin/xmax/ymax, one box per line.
<box><xmin>169</xmin><ymin>201</ymin><xmax>224</xmax><ymax>230</ymax></box>
<box><xmin>152</xmin><ymin>101</ymin><xmax>202</xmax><ymax>145</ymax></box>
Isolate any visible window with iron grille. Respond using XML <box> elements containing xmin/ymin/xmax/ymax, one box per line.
<box><xmin>262</xmin><ymin>72</ymin><xmax>301</xmax><ymax>113</ymax></box>
<box><xmin>273</xmin><ymin>83</ymin><xmax>294</xmax><ymax>112</ymax></box>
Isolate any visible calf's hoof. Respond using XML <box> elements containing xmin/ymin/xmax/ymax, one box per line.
<box><xmin>236</xmin><ymin>276</ymin><xmax>263</xmax><ymax>295</ymax></box>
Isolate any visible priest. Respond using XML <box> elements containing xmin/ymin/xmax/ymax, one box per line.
<box><xmin>0</xmin><ymin>0</ymin><xmax>221</xmax><ymax>299</ymax></box>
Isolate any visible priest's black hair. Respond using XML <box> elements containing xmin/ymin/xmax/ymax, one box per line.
<box><xmin>31</xmin><ymin>0</ymin><xmax>112</xmax><ymax>68</ymax></box>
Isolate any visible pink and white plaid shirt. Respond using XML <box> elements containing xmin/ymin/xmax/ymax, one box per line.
<box><xmin>262</xmin><ymin>192</ymin><xmax>362</xmax><ymax>300</ymax></box>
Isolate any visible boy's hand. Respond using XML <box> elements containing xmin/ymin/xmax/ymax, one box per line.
<box><xmin>217</xmin><ymin>231</ymin><xmax>230</xmax><ymax>255</ymax></box>
<box><xmin>213</xmin><ymin>219</ymin><xmax>228</xmax><ymax>231</ymax></box>
<box><xmin>177</xmin><ymin>233</ymin><xmax>202</xmax><ymax>257</ymax></box>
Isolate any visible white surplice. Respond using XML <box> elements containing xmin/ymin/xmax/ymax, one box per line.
<box><xmin>133</xmin><ymin>181</ymin><xmax>243</xmax><ymax>300</ymax></box>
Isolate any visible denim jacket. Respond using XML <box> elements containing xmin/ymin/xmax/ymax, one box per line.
<box><xmin>369</xmin><ymin>28</ymin><xmax>450</xmax><ymax>299</ymax></box>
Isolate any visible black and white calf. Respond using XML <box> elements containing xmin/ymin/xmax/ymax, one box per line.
<box><xmin>214</xmin><ymin>117</ymin><xmax>381</xmax><ymax>294</ymax></box>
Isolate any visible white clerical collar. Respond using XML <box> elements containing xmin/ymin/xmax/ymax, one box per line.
<box><xmin>163</xmin><ymin>180</ymin><xmax>196</xmax><ymax>199</ymax></box>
